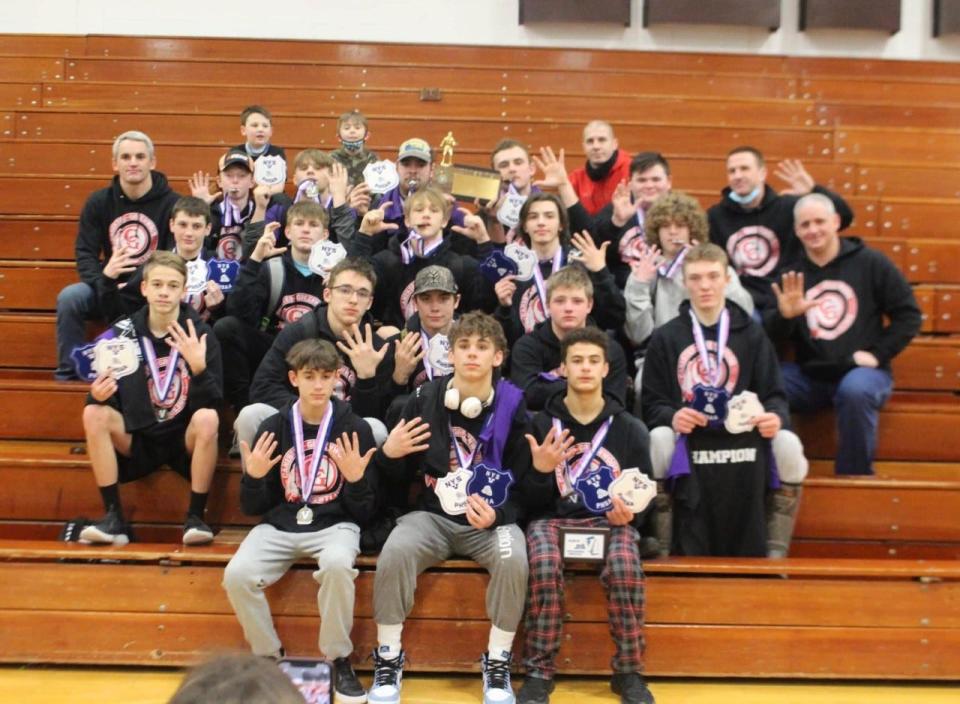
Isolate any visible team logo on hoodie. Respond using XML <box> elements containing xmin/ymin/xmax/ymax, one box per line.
<box><xmin>619</xmin><ymin>226</ymin><xmax>647</xmax><ymax>265</ymax></box>
<box><xmin>726</xmin><ymin>225</ymin><xmax>780</xmax><ymax>277</ymax></box>
<box><xmin>677</xmin><ymin>342</ymin><xmax>740</xmax><ymax>400</ymax></box>
<box><xmin>109</xmin><ymin>212</ymin><xmax>160</xmax><ymax>266</ymax></box>
<box><xmin>276</xmin><ymin>293</ymin><xmax>322</xmax><ymax>329</ymax></box>
<box><xmin>400</xmin><ymin>280</ymin><xmax>417</xmax><ymax>320</ymax></box>
<box><xmin>280</xmin><ymin>440</ymin><xmax>343</xmax><ymax>504</ymax></box>
<box><xmin>333</xmin><ymin>364</ymin><xmax>356</xmax><ymax>401</ymax></box>
<box><xmin>805</xmin><ymin>279</ymin><xmax>858</xmax><ymax>341</ymax></box>
<box><xmin>518</xmin><ymin>286</ymin><xmax>547</xmax><ymax>333</ymax></box>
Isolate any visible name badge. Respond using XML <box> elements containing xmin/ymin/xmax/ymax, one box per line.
<box><xmin>560</xmin><ymin>526</ymin><xmax>610</xmax><ymax>563</ymax></box>
<box><xmin>464</xmin><ymin>463</ymin><xmax>514</xmax><ymax>509</ymax></box>
<box><xmin>435</xmin><ymin>467</ymin><xmax>473</xmax><ymax>516</ymax></box>
<box><xmin>496</xmin><ymin>192</ymin><xmax>527</xmax><ymax>229</ymax></box>
<box><xmin>691</xmin><ymin>383</ymin><xmax>730</xmax><ymax>427</ymax></box>
<box><xmin>608</xmin><ymin>468</ymin><xmax>656</xmax><ymax>513</ymax></box>
<box><xmin>185</xmin><ymin>258</ymin><xmax>209</xmax><ymax>295</ymax></box>
<box><xmin>363</xmin><ymin>160</ymin><xmax>400</xmax><ymax>195</ymax></box>
<box><xmin>254</xmin><ymin>155</ymin><xmax>287</xmax><ymax>187</ymax></box>
<box><xmin>92</xmin><ymin>337</ymin><xmax>140</xmax><ymax>379</ymax></box>
<box><xmin>504</xmin><ymin>243</ymin><xmax>537</xmax><ymax>282</ymax></box>
<box><xmin>309</xmin><ymin>240</ymin><xmax>348</xmax><ymax>277</ymax></box>
<box><xmin>70</xmin><ymin>341</ymin><xmax>98</xmax><ymax>381</ymax></box>
<box><xmin>207</xmin><ymin>258</ymin><xmax>240</xmax><ymax>293</ymax></box>
<box><xmin>724</xmin><ymin>390</ymin><xmax>766</xmax><ymax>434</ymax></box>
<box><xmin>426</xmin><ymin>333</ymin><xmax>453</xmax><ymax>376</ymax></box>
<box><xmin>574</xmin><ymin>464</ymin><xmax>616</xmax><ymax>515</ymax></box>
<box><xmin>479</xmin><ymin>250</ymin><xmax>519</xmax><ymax>285</ymax></box>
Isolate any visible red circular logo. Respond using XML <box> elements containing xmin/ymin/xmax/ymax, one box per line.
<box><xmin>726</xmin><ymin>226</ymin><xmax>780</xmax><ymax>277</ymax></box>
<box><xmin>804</xmin><ymin>279</ymin><xmax>858</xmax><ymax>341</ymax></box>
<box><xmin>109</xmin><ymin>212</ymin><xmax>160</xmax><ymax>265</ymax></box>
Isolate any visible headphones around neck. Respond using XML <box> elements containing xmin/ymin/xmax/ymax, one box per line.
<box><xmin>444</xmin><ymin>379</ymin><xmax>495</xmax><ymax>420</ymax></box>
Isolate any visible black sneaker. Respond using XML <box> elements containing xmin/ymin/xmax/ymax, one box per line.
<box><xmin>611</xmin><ymin>673</ymin><xmax>655</xmax><ymax>704</ymax></box>
<box><xmin>481</xmin><ymin>651</ymin><xmax>515</xmax><ymax>704</ymax></box>
<box><xmin>517</xmin><ymin>674</ymin><xmax>554</xmax><ymax>704</ymax></box>
<box><xmin>368</xmin><ymin>648</ymin><xmax>404</xmax><ymax>704</ymax></box>
<box><xmin>79</xmin><ymin>509</ymin><xmax>131</xmax><ymax>546</ymax></box>
<box><xmin>182</xmin><ymin>515</ymin><xmax>214</xmax><ymax>545</ymax></box>
<box><xmin>333</xmin><ymin>657</ymin><xmax>367</xmax><ymax>703</ymax></box>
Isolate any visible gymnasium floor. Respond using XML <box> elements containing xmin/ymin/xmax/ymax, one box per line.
<box><xmin>1</xmin><ymin>668</ymin><xmax>958</xmax><ymax>704</ymax></box>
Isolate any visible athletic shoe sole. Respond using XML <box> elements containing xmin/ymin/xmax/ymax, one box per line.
<box><xmin>182</xmin><ymin>527</ymin><xmax>214</xmax><ymax>545</ymax></box>
<box><xmin>79</xmin><ymin>525</ymin><xmax>130</xmax><ymax>546</ymax></box>
<box><xmin>335</xmin><ymin>690</ymin><xmax>368</xmax><ymax>704</ymax></box>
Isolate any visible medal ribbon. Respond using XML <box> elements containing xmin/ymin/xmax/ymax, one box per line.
<box><xmin>420</xmin><ymin>331</ymin><xmax>436</xmax><ymax>380</ymax></box>
<box><xmin>295</xmin><ymin>179</ymin><xmax>320</xmax><ymax>204</ymax></box>
<box><xmin>658</xmin><ymin>244</ymin><xmax>690</xmax><ymax>279</ymax></box>
<box><xmin>450</xmin><ymin>413</ymin><xmax>496</xmax><ymax>474</ymax></box>
<box><xmin>532</xmin><ymin>247</ymin><xmax>564</xmax><ymax>312</ymax></box>
<box><xmin>291</xmin><ymin>400</ymin><xmax>335</xmax><ymax>504</ymax></box>
<box><xmin>140</xmin><ymin>337</ymin><xmax>180</xmax><ymax>404</ymax></box>
<box><xmin>400</xmin><ymin>228</ymin><xmax>443</xmax><ymax>265</ymax></box>
<box><xmin>689</xmin><ymin>308</ymin><xmax>730</xmax><ymax>388</ymax></box>
<box><xmin>552</xmin><ymin>417</ymin><xmax>613</xmax><ymax>488</ymax></box>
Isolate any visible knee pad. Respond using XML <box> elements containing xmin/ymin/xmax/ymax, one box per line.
<box><xmin>772</xmin><ymin>430</ymin><xmax>809</xmax><ymax>484</ymax></box>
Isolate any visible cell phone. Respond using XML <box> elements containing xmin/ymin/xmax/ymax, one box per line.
<box><xmin>277</xmin><ymin>657</ymin><xmax>333</xmax><ymax>704</ymax></box>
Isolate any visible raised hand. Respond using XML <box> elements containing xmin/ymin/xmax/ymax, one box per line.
<box><xmin>202</xmin><ymin>280</ymin><xmax>225</xmax><ymax>308</ymax></box>
<box><xmin>165</xmin><ymin>318</ymin><xmax>207</xmax><ymax>375</ymax></box>
<box><xmin>611</xmin><ymin>180</ymin><xmax>638</xmax><ymax>227</ymax></box>
<box><xmin>494</xmin><ymin>274</ymin><xmax>517</xmax><ymax>308</ymax></box>
<box><xmin>103</xmin><ymin>245</ymin><xmax>138</xmax><ymax>280</ymax></box>
<box><xmin>532</xmin><ymin>146</ymin><xmax>569</xmax><ymax>189</ymax></box>
<box><xmin>569</xmin><ymin>230</ymin><xmax>610</xmax><ymax>273</ymax></box>
<box><xmin>188</xmin><ymin>171</ymin><xmax>220</xmax><ymax>204</ymax></box>
<box><xmin>382</xmin><ymin>416</ymin><xmax>432</xmax><ymax>459</ymax></box>
<box><xmin>629</xmin><ymin>243</ymin><xmax>661</xmax><ymax>284</ymax></box>
<box><xmin>330</xmin><ymin>431</ymin><xmax>377</xmax><ymax>483</ymax></box>
<box><xmin>90</xmin><ymin>373</ymin><xmax>118</xmax><ymax>402</ymax></box>
<box><xmin>239</xmin><ymin>431</ymin><xmax>282</xmax><ymax>479</ymax></box>
<box><xmin>450</xmin><ymin>207</ymin><xmax>491</xmax><ymax>244</ymax></box>
<box><xmin>358</xmin><ymin>201</ymin><xmax>400</xmax><ymax>236</ymax></box>
<box><xmin>771</xmin><ymin>271</ymin><xmax>817</xmax><ymax>320</ymax></box>
<box><xmin>525</xmin><ymin>425</ymin><xmax>575</xmax><ymax>474</ymax></box>
<box><xmin>336</xmin><ymin>323</ymin><xmax>388</xmax><ymax>379</ymax></box>
<box><xmin>465</xmin><ymin>493</ymin><xmax>497</xmax><ymax>530</ymax></box>
<box><xmin>392</xmin><ymin>332</ymin><xmax>425</xmax><ymax>385</ymax></box>
<box><xmin>250</xmin><ymin>222</ymin><xmax>287</xmax><ymax>263</ymax></box>
<box><xmin>329</xmin><ymin>161</ymin><xmax>349</xmax><ymax>206</ymax></box>
<box><xmin>773</xmin><ymin>159</ymin><xmax>815</xmax><ymax>196</ymax></box>
<box><xmin>348</xmin><ymin>182</ymin><xmax>372</xmax><ymax>216</ymax></box>
<box><xmin>252</xmin><ymin>184</ymin><xmax>272</xmax><ymax>214</ymax></box>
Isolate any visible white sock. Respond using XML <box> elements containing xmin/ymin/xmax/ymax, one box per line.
<box><xmin>377</xmin><ymin>623</ymin><xmax>403</xmax><ymax>657</ymax></box>
<box><xmin>487</xmin><ymin>625</ymin><xmax>515</xmax><ymax>661</ymax></box>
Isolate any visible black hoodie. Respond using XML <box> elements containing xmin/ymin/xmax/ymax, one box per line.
<box><xmin>226</xmin><ymin>252</ymin><xmax>325</xmax><ymax>335</ymax></box>
<box><xmin>641</xmin><ymin>300</ymin><xmax>788</xmax><ymax>431</ymax></box>
<box><xmin>523</xmin><ymin>391</ymin><xmax>653</xmax><ymax>528</ymax></box>
<box><xmin>240</xmin><ymin>398</ymin><xmax>379</xmax><ymax>533</ymax></box>
<box><xmin>249</xmin><ymin>305</ymin><xmax>394</xmax><ymax>418</ymax></box>
<box><xmin>707</xmin><ymin>184</ymin><xmax>853</xmax><ymax>311</ymax></box>
<box><xmin>510</xmin><ymin>319</ymin><xmax>627</xmax><ymax>411</ymax></box>
<box><xmin>85</xmin><ymin>304</ymin><xmax>223</xmax><ymax>434</ymax></box>
<box><xmin>765</xmin><ymin>237</ymin><xmax>921</xmax><ymax>382</ymax></box>
<box><xmin>75</xmin><ymin>171</ymin><xmax>180</xmax><ymax>286</ymax></box>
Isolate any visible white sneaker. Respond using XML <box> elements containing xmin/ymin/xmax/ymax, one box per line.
<box><xmin>368</xmin><ymin>647</ymin><xmax>404</xmax><ymax>704</ymax></box>
<box><xmin>482</xmin><ymin>651</ymin><xmax>515</xmax><ymax>704</ymax></box>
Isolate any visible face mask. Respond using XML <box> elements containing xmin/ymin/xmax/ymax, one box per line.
<box><xmin>728</xmin><ymin>185</ymin><xmax>762</xmax><ymax>205</ymax></box>
<box><xmin>341</xmin><ymin>138</ymin><xmax>365</xmax><ymax>153</ymax></box>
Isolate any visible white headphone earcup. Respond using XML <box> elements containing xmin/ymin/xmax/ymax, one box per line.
<box><xmin>460</xmin><ymin>395</ymin><xmax>483</xmax><ymax>419</ymax></box>
<box><xmin>444</xmin><ymin>386</ymin><xmax>461</xmax><ymax>411</ymax></box>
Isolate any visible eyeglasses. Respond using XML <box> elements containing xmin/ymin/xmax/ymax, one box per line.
<box><xmin>330</xmin><ymin>285</ymin><xmax>373</xmax><ymax>301</ymax></box>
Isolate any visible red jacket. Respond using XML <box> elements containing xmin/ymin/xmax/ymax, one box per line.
<box><xmin>569</xmin><ymin>150</ymin><xmax>632</xmax><ymax>216</ymax></box>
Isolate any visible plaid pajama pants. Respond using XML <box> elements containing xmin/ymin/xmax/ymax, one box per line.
<box><xmin>523</xmin><ymin>516</ymin><xmax>646</xmax><ymax>679</ymax></box>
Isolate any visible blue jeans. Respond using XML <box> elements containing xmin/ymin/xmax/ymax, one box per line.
<box><xmin>55</xmin><ymin>282</ymin><xmax>101</xmax><ymax>379</ymax></box>
<box><xmin>781</xmin><ymin>362</ymin><xmax>893</xmax><ymax>475</ymax></box>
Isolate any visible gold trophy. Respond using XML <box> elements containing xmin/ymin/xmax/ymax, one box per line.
<box><xmin>431</xmin><ymin>131</ymin><xmax>502</xmax><ymax>203</ymax></box>
<box><xmin>432</xmin><ymin>132</ymin><xmax>457</xmax><ymax>194</ymax></box>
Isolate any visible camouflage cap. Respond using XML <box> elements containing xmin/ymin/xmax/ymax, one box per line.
<box><xmin>414</xmin><ymin>265</ymin><xmax>458</xmax><ymax>295</ymax></box>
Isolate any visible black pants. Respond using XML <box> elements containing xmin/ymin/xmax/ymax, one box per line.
<box><xmin>213</xmin><ymin>316</ymin><xmax>274</xmax><ymax>411</ymax></box>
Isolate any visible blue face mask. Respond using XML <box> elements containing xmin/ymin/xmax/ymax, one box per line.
<box><xmin>728</xmin><ymin>185</ymin><xmax>762</xmax><ymax>205</ymax></box>
<box><xmin>341</xmin><ymin>138</ymin><xmax>365</xmax><ymax>153</ymax></box>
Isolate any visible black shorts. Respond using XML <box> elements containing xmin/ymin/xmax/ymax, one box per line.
<box><xmin>117</xmin><ymin>426</ymin><xmax>190</xmax><ymax>483</ymax></box>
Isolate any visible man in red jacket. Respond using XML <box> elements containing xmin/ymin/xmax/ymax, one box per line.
<box><xmin>568</xmin><ymin>121</ymin><xmax>631</xmax><ymax>216</ymax></box>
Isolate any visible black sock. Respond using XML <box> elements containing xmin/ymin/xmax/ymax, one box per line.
<box><xmin>98</xmin><ymin>483</ymin><xmax>122</xmax><ymax>519</ymax></box>
<box><xmin>188</xmin><ymin>491</ymin><xmax>209</xmax><ymax>518</ymax></box>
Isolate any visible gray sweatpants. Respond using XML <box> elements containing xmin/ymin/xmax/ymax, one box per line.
<box><xmin>373</xmin><ymin>511</ymin><xmax>528</xmax><ymax>632</ymax></box>
<box><xmin>222</xmin><ymin>522</ymin><xmax>361</xmax><ymax>659</ymax></box>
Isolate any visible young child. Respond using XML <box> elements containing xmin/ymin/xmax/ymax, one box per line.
<box><xmin>235</xmin><ymin>105</ymin><xmax>286</xmax><ymax>165</ymax></box>
<box><xmin>520</xmin><ymin>326</ymin><xmax>656</xmax><ymax>704</ymax></box>
<box><xmin>214</xmin><ymin>201</ymin><xmax>329</xmax><ymax>412</ymax></box>
<box><xmin>510</xmin><ymin>266</ymin><xmax>628</xmax><ymax>412</ymax></box>
<box><xmin>330</xmin><ymin>110</ymin><xmax>379</xmax><ymax>187</ymax></box>
<box><xmin>369</xmin><ymin>312</ymin><xmax>531</xmax><ymax>704</ymax></box>
<box><xmin>352</xmin><ymin>185</ymin><xmax>488</xmax><ymax>329</ymax></box>
<box><xmin>96</xmin><ymin>196</ymin><xmax>226</xmax><ymax>324</ymax></box>
<box><xmin>223</xmin><ymin>338</ymin><xmax>378</xmax><ymax>703</ymax></box>
<box><xmin>80</xmin><ymin>251</ymin><xmax>222</xmax><ymax>546</ymax></box>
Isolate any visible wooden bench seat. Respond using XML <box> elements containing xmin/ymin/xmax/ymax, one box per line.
<box><xmin>0</xmin><ymin>57</ymin><xmax>63</xmax><ymax>83</ymax></box>
<box><xmin>836</xmin><ymin>126</ymin><xmax>960</xmax><ymax>167</ymax></box>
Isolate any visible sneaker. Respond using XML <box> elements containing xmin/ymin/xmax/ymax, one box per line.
<box><xmin>517</xmin><ymin>675</ymin><xmax>554</xmax><ymax>704</ymax></box>
<box><xmin>228</xmin><ymin>432</ymin><xmax>242</xmax><ymax>458</ymax></box>
<box><xmin>481</xmin><ymin>651</ymin><xmax>515</xmax><ymax>704</ymax></box>
<box><xmin>333</xmin><ymin>657</ymin><xmax>367</xmax><ymax>703</ymax></box>
<box><xmin>79</xmin><ymin>509</ymin><xmax>131</xmax><ymax>546</ymax></box>
<box><xmin>182</xmin><ymin>515</ymin><xmax>214</xmax><ymax>545</ymax></box>
<box><xmin>611</xmin><ymin>673</ymin><xmax>655</xmax><ymax>704</ymax></box>
<box><xmin>368</xmin><ymin>647</ymin><xmax>404</xmax><ymax>704</ymax></box>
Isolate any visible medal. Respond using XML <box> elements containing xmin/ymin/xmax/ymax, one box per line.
<box><xmin>295</xmin><ymin>179</ymin><xmax>321</xmax><ymax>203</ymax></box>
<box><xmin>93</xmin><ymin>336</ymin><xmax>140</xmax><ymax>379</ymax></box>
<box><xmin>552</xmin><ymin>417</ymin><xmax>613</xmax><ymax>497</ymax></box>
<box><xmin>503</xmin><ymin>243</ymin><xmax>537</xmax><ymax>282</ymax></box>
<box><xmin>688</xmin><ymin>307</ymin><xmax>731</xmax><ymax>425</ymax></box>
<box><xmin>531</xmin><ymin>247</ymin><xmax>564</xmax><ymax>313</ymax></box>
<box><xmin>465</xmin><ymin>462</ymin><xmax>515</xmax><ymax>508</ymax></box>
<box><xmin>724</xmin><ymin>390</ymin><xmax>766</xmax><ymax>435</ymax></box>
<box><xmin>608</xmin><ymin>468</ymin><xmax>656</xmax><ymax>513</ymax></box>
<box><xmin>574</xmin><ymin>464</ymin><xmax>617</xmax><ymax>514</ymax></box>
<box><xmin>291</xmin><ymin>399</ymin><xmax>335</xmax><ymax>523</ymax></box>
<box><xmin>363</xmin><ymin>159</ymin><xmax>400</xmax><ymax>195</ymax></box>
<box><xmin>479</xmin><ymin>250</ymin><xmax>518</xmax><ymax>284</ymax></box>
<box><xmin>140</xmin><ymin>336</ymin><xmax>179</xmax><ymax>405</ymax></box>
<box><xmin>185</xmin><ymin>257</ymin><xmax>209</xmax><ymax>295</ymax></box>
<box><xmin>308</xmin><ymin>240</ymin><xmax>347</xmax><ymax>277</ymax></box>
<box><xmin>496</xmin><ymin>186</ymin><xmax>527</xmax><ymax>228</ymax></box>
<box><xmin>206</xmin><ymin>258</ymin><xmax>240</xmax><ymax>292</ymax></box>
<box><xmin>254</xmin><ymin>155</ymin><xmax>287</xmax><ymax>187</ymax></box>
<box><xmin>422</xmin><ymin>332</ymin><xmax>452</xmax><ymax>380</ymax></box>
<box><xmin>437</xmin><ymin>414</ymin><xmax>495</xmax><ymax>516</ymax></box>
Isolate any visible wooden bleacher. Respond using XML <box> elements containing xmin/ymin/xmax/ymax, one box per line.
<box><xmin>0</xmin><ymin>33</ymin><xmax>958</xmax><ymax>680</ymax></box>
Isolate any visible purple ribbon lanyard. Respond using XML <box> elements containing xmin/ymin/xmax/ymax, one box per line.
<box><xmin>658</xmin><ymin>244</ymin><xmax>690</xmax><ymax>278</ymax></box>
<box><xmin>450</xmin><ymin>411</ymin><xmax>496</xmax><ymax>473</ymax></box>
<box><xmin>689</xmin><ymin>308</ymin><xmax>729</xmax><ymax>388</ymax></box>
<box><xmin>532</xmin><ymin>247</ymin><xmax>564</xmax><ymax>311</ymax></box>
<box><xmin>290</xmin><ymin>400</ymin><xmax>335</xmax><ymax>504</ymax></box>
<box><xmin>141</xmin><ymin>337</ymin><xmax>180</xmax><ymax>403</ymax></box>
<box><xmin>400</xmin><ymin>228</ymin><xmax>442</xmax><ymax>265</ymax></box>
<box><xmin>552</xmin><ymin>417</ymin><xmax>612</xmax><ymax>489</ymax></box>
